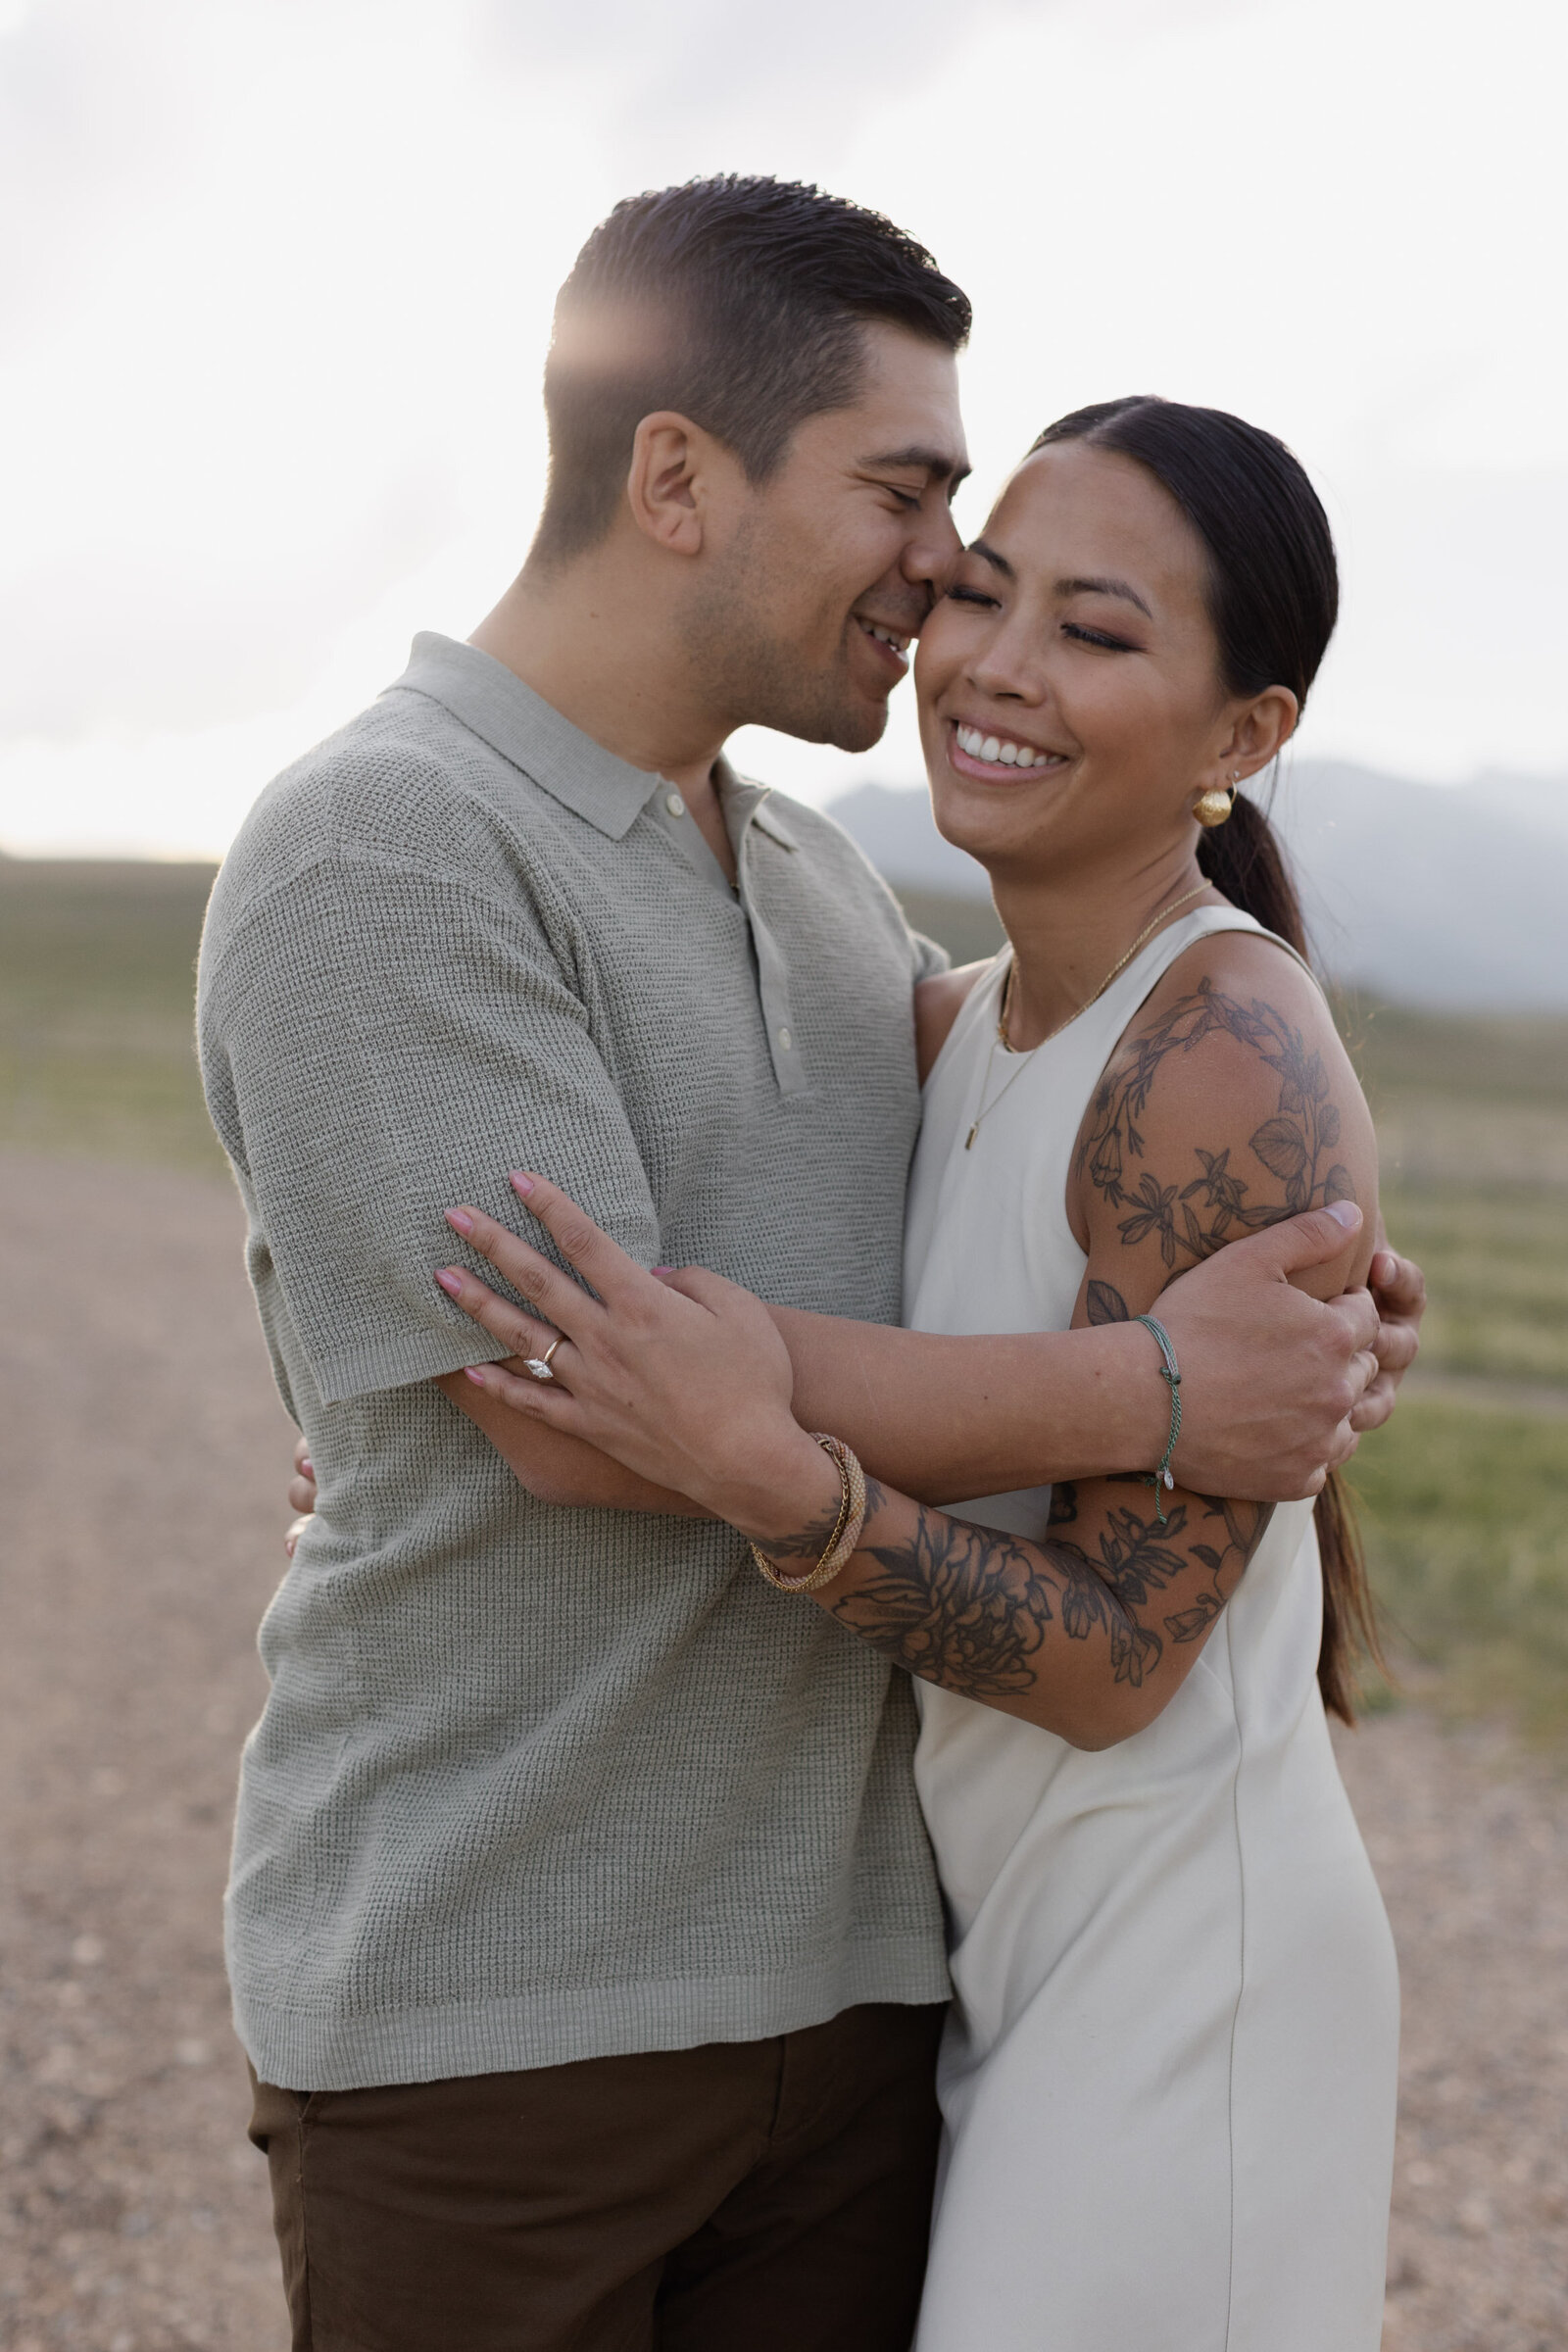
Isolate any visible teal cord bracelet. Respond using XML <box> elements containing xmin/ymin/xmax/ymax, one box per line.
<box><xmin>1134</xmin><ymin>1313</ymin><xmax>1182</xmax><ymax>1525</ymax></box>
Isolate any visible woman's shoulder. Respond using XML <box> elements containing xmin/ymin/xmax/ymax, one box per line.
<box><xmin>1071</xmin><ymin>920</ymin><xmax>1375</xmax><ymax>1289</ymax></box>
<box><xmin>914</xmin><ymin>958</ymin><xmax>998</xmax><ymax>1084</ymax></box>
<box><xmin>1123</xmin><ymin>917</ymin><xmax>1345</xmax><ymax>1067</ymax></box>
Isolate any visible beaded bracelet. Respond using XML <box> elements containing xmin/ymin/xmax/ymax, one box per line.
<box><xmin>749</xmin><ymin>1434</ymin><xmax>868</xmax><ymax>1594</ymax></box>
<box><xmin>1133</xmin><ymin>1313</ymin><xmax>1183</xmax><ymax>1526</ymax></box>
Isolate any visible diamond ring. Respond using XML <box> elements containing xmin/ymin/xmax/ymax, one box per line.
<box><xmin>523</xmin><ymin>1335</ymin><xmax>564</xmax><ymax>1383</ymax></box>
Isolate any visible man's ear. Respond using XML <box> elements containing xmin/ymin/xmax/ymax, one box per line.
<box><xmin>624</xmin><ymin>412</ymin><xmax>743</xmax><ymax>559</ymax></box>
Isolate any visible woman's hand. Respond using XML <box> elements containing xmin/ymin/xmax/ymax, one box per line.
<box><xmin>1353</xmin><ymin>1227</ymin><xmax>1426</xmax><ymax>1431</ymax></box>
<box><xmin>438</xmin><ymin>1175</ymin><xmax>841</xmax><ymax>1543</ymax></box>
<box><xmin>285</xmin><ymin>1433</ymin><xmax>315</xmax><ymax>1557</ymax></box>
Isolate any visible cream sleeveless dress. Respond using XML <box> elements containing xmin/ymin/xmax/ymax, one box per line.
<box><xmin>904</xmin><ymin>906</ymin><xmax>1398</xmax><ymax>2352</ymax></box>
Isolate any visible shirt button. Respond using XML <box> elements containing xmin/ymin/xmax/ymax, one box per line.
<box><xmin>777</xmin><ymin>1026</ymin><xmax>793</xmax><ymax>1051</ymax></box>
<box><xmin>664</xmin><ymin>791</ymin><xmax>686</xmax><ymax>817</ymax></box>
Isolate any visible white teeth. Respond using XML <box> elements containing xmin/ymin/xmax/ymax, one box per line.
<box><xmin>956</xmin><ymin>725</ymin><xmax>1053</xmax><ymax>769</ymax></box>
<box><xmin>863</xmin><ymin>622</ymin><xmax>909</xmax><ymax>654</ymax></box>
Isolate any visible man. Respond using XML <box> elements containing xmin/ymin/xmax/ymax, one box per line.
<box><xmin>200</xmin><ymin>176</ymin><xmax>1421</xmax><ymax>2351</ymax></box>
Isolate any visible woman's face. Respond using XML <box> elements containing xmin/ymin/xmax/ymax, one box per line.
<box><xmin>915</xmin><ymin>440</ymin><xmax>1261</xmax><ymax>879</ymax></box>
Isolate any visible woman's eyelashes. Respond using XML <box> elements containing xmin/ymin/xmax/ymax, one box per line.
<box><xmin>1061</xmin><ymin>621</ymin><xmax>1138</xmax><ymax>652</ymax></box>
<box><xmin>944</xmin><ymin>586</ymin><xmax>1139</xmax><ymax>653</ymax></box>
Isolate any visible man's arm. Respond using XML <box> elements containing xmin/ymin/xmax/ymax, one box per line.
<box><xmin>772</xmin><ymin>1203</ymin><xmax>1378</xmax><ymax>1505</ymax></box>
<box><xmin>202</xmin><ymin>839</ymin><xmax>669</xmax><ymax>1463</ymax></box>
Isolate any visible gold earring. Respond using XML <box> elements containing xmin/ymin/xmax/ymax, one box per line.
<box><xmin>1194</xmin><ymin>774</ymin><xmax>1239</xmax><ymax>829</ymax></box>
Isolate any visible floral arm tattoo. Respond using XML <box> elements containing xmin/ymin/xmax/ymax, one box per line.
<box><xmin>1078</xmin><ymin>977</ymin><xmax>1356</xmax><ymax>1266</ymax></box>
<box><xmin>823</xmin><ymin>1477</ymin><xmax>1273</xmax><ymax>1706</ymax></box>
<box><xmin>810</xmin><ymin>979</ymin><xmax>1348</xmax><ymax>1724</ymax></box>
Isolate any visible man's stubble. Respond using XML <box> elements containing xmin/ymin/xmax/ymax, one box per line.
<box><xmin>680</xmin><ymin>511</ymin><xmax>893</xmax><ymax>757</ymax></box>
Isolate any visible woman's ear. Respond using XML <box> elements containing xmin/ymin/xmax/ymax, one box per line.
<box><xmin>624</xmin><ymin>412</ymin><xmax>742</xmax><ymax>560</ymax></box>
<box><xmin>1215</xmin><ymin>684</ymin><xmax>1298</xmax><ymax>785</ymax></box>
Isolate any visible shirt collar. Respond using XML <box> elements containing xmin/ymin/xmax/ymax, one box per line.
<box><xmin>388</xmin><ymin>633</ymin><xmax>799</xmax><ymax>851</ymax></box>
<box><xmin>388</xmin><ymin>633</ymin><xmax>663</xmax><ymax>841</ymax></box>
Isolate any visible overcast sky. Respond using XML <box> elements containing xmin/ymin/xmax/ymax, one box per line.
<box><xmin>3</xmin><ymin>0</ymin><xmax>1565</xmax><ymax>856</ymax></box>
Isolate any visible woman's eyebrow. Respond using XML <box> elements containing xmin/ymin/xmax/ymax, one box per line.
<box><xmin>969</xmin><ymin>537</ymin><xmax>1015</xmax><ymax>579</ymax></box>
<box><xmin>1056</xmin><ymin>573</ymin><xmax>1153</xmax><ymax>619</ymax></box>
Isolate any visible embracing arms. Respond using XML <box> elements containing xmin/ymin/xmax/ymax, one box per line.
<box><xmin>431</xmin><ymin>1215</ymin><xmax>1413</xmax><ymax>1518</ymax></box>
<box><xmin>406</xmin><ymin>935</ymin><xmax>1388</xmax><ymax>1748</ymax></box>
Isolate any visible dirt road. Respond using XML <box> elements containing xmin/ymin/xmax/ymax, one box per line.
<box><xmin>1</xmin><ymin>1152</ymin><xmax>1563</xmax><ymax>2351</ymax></box>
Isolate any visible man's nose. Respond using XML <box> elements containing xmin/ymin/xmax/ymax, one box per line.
<box><xmin>904</xmin><ymin>506</ymin><xmax>963</xmax><ymax>590</ymax></box>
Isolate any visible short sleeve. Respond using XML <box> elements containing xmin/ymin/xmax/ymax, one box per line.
<box><xmin>199</xmin><ymin>857</ymin><xmax>660</xmax><ymax>1404</ymax></box>
<box><xmin>908</xmin><ymin>928</ymin><xmax>952</xmax><ymax>984</ymax></box>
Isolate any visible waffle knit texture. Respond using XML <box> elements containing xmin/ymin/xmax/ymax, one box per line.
<box><xmin>197</xmin><ymin>634</ymin><xmax>951</xmax><ymax>2090</ymax></box>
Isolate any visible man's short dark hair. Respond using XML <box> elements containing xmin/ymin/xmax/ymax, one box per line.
<box><xmin>534</xmin><ymin>175</ymin><xmax>971</xmax><ymax>563</ymax></box>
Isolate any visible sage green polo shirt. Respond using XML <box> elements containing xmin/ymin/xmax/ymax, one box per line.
<box><xmin>198</xmin><ymin>632</ymin><xmax>951</xmax><ymax>2091</ymax></box>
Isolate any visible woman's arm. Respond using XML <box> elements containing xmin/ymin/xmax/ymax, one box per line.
<box><xmin>434</xmin><ymin>1372</ymin><xmax>713</xmax><ymax>1516</ymax></box>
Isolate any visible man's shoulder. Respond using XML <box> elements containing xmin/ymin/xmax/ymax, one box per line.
<box><xmin>203</xmin><ymin>688</ymin><xmax>544</xmax><ymax>957</ymax></box>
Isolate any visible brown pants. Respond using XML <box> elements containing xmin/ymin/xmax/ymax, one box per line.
<box><xmin>248</xmin><ymin>2001</ymin><xmax>945</xmax><ymax>2351</ymax></box>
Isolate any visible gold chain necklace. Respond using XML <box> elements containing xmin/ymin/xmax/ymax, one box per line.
<box><xmin>964</xmin><ymin>882</ymin><xmax>1214</xmax><ymax>1151</ymax></box>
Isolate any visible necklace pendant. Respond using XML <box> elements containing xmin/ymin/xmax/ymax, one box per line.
<box><xmin>965</xmin><ymin>1122</ymin><xmax>978</xmax><ymax>1151</ymax></box>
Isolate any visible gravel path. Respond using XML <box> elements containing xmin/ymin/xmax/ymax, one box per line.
<box><xmin>2</xmin><ymin>1151</ymin><xmax>1563</xmax><ymax>2352</ymax></box>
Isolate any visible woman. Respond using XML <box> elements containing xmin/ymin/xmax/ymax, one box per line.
<box><xmin>335</xmin><ymin>399</ymin><xmax>1401</xmax><ymax>2346</ymax></box>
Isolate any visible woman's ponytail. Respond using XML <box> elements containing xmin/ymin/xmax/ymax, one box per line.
<box><xmin>1198</xmin><ymin>789</ymin><xmax>1385</xmax><ymax>1722</ymax></box>
<box><xmin>1196</xmin><ymin>788</ymin><xmax>1306</xmax><ymax>956</ymax></box>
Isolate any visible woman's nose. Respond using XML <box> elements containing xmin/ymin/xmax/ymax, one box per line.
<box><xmin>968</xmin><ymin>640</ymin><xmax>1045</xmax><ymax>703</ymax></box>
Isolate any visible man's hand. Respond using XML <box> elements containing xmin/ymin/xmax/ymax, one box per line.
<box><xmin>1154</xmin><ymin>1202</ymin><xmax>1380</xmax><ymax>1500</ymax></box>
<box><xmin>1354</xmin><ymin>1228</ymin><xmax>1426</xmax><ymax>1431</ymax></box>
<box><xmin>284</xmin><ymin>1434</ymin><xmax>316</xmax><ymax>1557</ymax></box>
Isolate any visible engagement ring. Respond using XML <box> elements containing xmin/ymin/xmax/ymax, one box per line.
<box><xmin>523</xmin><ymin>1335</ymin><xmax>564</xmax><ymax>1383</ymax></box>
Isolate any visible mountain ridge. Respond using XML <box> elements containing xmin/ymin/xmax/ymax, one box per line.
<box><xmin>825</xmin><ymin>761</ymin><xmax>1568</xmax><ymax>1011</ymax></box>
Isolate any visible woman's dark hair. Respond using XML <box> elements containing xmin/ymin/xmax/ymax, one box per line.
<box><xmin>1032</xmin><ymin>395</ymin><xmax>1381</xmax><ymax>1723</ymax></box>
<box><xmin>536</xmin><ymin>175</ymin><xmax>971</xmax><ymax>564</ymax></box>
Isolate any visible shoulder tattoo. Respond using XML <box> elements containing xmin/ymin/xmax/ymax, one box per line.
<box><xmin>1077</xmin><ymin>978</ymin><xmax>1355</xmax><ymax>1267</ymax></box>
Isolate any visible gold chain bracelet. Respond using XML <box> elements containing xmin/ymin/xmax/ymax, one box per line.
<box><xmin>749</xmin><ymin>1434</ymin><xmax>868</xmax><ymax>1594</ymax></box>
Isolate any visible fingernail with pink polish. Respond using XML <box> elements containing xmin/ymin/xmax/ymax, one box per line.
<box><xmin>464</xmin><ymin>1365</ymin><xmax>487</xmax><ymax>1385</ymax></box>
<box><xmin>300</xmin><ymin>1456</ymin><xmax>313</xmax><ymax>1477</ymax></box>
<box><xmin>510</xmin><ymin>1172</ymin><xmax>535</xmax><ymax>1197</ymax></box>
<box><xmin>446</xmin><ymin>1209</ymin><xmax>473</xmax><ymax>1237</ymax></box>
<box><xmin>435</xmin><ymin>1268</ymin><xmax>464</xmax><ymax>1297</ymax></box>
<box><xmin>653</xmin><ymin>1266</ymin><xmax>674</xmax><ymax>1276</ymax></box>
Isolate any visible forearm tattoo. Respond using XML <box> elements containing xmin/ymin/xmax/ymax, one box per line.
<box><xmin>757</xmin><ymin>1490</ymin><xmax>861</xmax><ymax>1565</ymax></box>
<box><xmin>825</xmin><ymin>1478</ymin><xmax>1273</xmax><ymax>1708</ymax></box>
<box><xmin>1078</xmin><ymin>980</ymin><xmax>1355</xmax><ymax>1268</ymax></box>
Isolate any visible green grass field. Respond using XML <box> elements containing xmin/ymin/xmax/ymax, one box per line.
<box><xmin>1349</xmin><ymin>1397</ymin><xmax>1568</xmax><ymax>1740</ymax></box>
<box><xmin>5</xmin><ymin>858</ymin><xmax>1564</xmax><ymax>1739</ymax></box>
<box><xmin>0</xmin><ymin>857</ymin><xmax>224</xmax><ymax>1170</ymax></box>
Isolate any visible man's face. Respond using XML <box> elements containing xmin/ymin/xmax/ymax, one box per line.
<box><xmin>682</xmin><ymin>323</ymin><xmax>969</xmax><ymax>751</ymax></box>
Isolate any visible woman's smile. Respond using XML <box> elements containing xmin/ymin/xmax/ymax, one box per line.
<box><xmin>947</xmin><ymin>719</ymin><xmax>1071</xmax><ymax>780</ymax></box>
